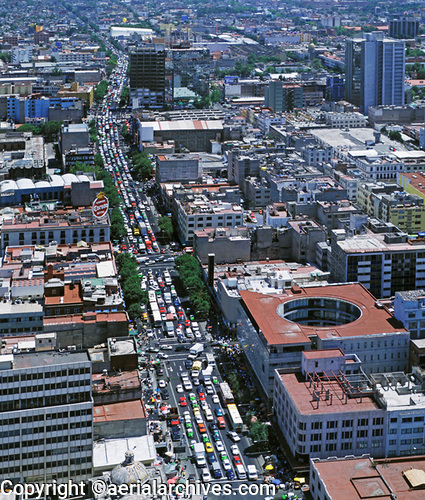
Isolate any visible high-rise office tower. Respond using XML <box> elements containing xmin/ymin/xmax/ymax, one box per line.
<box><xmin>0</xmin><ymin>350</ymin><xmax>93</xmax><ymax>482</ymax></box>
<box><xmin>345</xmin><ymin>32</ymin><xmax>405</xmax><ymax>114</ymax></box>
<box><xmin>389</xmin><ymin>17</ymin><xmax>419</xmax><ymax>39</ymax></box>
<box><xmin>130</xmin><ymin>44</ymin><xmax>166</xmax><ymax>110</ymax></box>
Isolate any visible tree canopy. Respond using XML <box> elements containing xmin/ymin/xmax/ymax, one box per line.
<box><xmin>175</xmin><ymin>254</ymin><xmax>210</xmax><ymax>319</ymax></box>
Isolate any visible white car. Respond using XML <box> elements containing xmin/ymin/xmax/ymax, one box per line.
<box><xmin>212</xmin><ymin>395</ymin><xmax>219</xmax><ymax>404</ymax></box>
<box><xmin>201</xmin><ymin>401</ymin><xmax>209</xmax><ymax>411</ymax></box>
<box><xmin>202</xmin><ymin>469</ymin><xmax>211</xmax><ymax>483</ymax></box>
<box><xmin>157</xmin><ymin>353</ymin><xmax>169</xmax><ymax>359</ymax></box>
<box><xmin>195</xmin><ymin>414</ymin><xmax>203</xmax><ymax>424</ymax></box>
<box><xmin>158</xmin><ymin>380</ymin><xmax>167</xmax><ymax>388</ymax></box>
<box><xmin>161</xmin><ymin>345</ymin><xmax>173</xmax><ymax>350</ymax></box>
<box><xmin>222</xmin><ymin>459</ymin><xmax>232</xmax><ymax>471</ymax></box>
<box><xmin>215</xmin><ymin>441</ymin><xmax>224</xmax><ymax>453</ymax></box>
<box><xmin>176</xmin><ymin>384</ymin><xmax>184</xmax><ymax>393</ymax></box>
<box><xmin>230</xmin><ymin>444</ymin><xmax>240</xmax><ymax>455</ymax></box>
<box><xmin>228</xmin><ymin>431</ymin><xmax>241</xmax><ymax>442</ymax></box>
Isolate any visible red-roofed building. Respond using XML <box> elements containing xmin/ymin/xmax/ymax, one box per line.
<box><xmin>93</xmin><ymin>400</ymin><xmax>147</xmax><ymax>439</ymax></box>
<box><xmin>310</xmin><ymin>455</ymin><xmax>425</xmax><ymax>500</ymax></box>
<box><xmin>237</xmin><ymin>283</ymin><xmax>409</xmax><ymax>399</ymax></box>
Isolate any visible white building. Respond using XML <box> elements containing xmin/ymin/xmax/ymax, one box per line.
<box><xmin>11</xmin><ymin>46</ymin><xmax>33</xmax><ymax>64</ymax></box>
<box><xmin>324</xmin><ymin>112</ymin><xmax>367</xmax><ymax>128</ymax></box>
<box><xmin>175</xmin><ymin>195</ymin><xmax>243</xmax><ymax>244</ymax></box>
<box><xmin>394</xmin><ymin>290</ymin><xmax>425</xmax><ymax>339</ymax></box>
<box><xmin>274</xmin><ymin>351</ymin><xmax>425</xmax><ymax>463</ymax></box>
<box><xmin>0</xmin><ymin>205</ymin><xmax>110</xmax><ymax>254</ymax></box>
<box><xmin>0</xmin><ymin>350</ymin><xmax>93</xmax><ymax>482</ymax></box>
<box><xmin>237</xmin><ymin>283</ymin><xmax>409</xmax><ymax>400</ymax></box>
<box><xmin>301</xmin><ymin>145</ymin><xmax>333</xmax><ymax>167</ymax></box>
<box><xmin>330</xmin><ymin>223</ymin><xmax>425</xmax><ymax>298</ymax></box>
<box><xmin>0</xmin><ymin>302</ymin><xmax>44</xmax><ymax>337</ymax></box>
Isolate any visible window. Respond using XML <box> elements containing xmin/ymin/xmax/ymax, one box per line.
<box><xmin>358</xmin><ymin>418</ymin><xmax>368</xmax><ymax>427</ymax></box>
<box><xmin>311</xmin><ymin>422</ymin><xmax>322</xmax><ymax>430</ymax></box>
<box><xmin>342</xmin><ymin>419</ymin><xmax>353</xmax><ymax>428</ymax></box>
<box><xmin>326</xmin><ymin>432</ymin><xmax>337</xmax><ymax>440</ymax></box>
<box><xmin>327</xmin><ymin>421</ymin><xmax>337</xmax><ymax>429</ymax></box>
<box><xmin>326</xmin><ymin>443</ymin><xmax>337</xmax><ymax>452</ymax></box>
<box><xmin>357</xmin><ymin>429</ymin><xmax>368</xmax><ymax>438</ymax></box>
<box><xmin>373</xmin><ymin>428</ymin><xmax>383</xmax><ymax>437</ymax></box>
<box><xmin>342</xmin><ymin>431</ymin><xmax>352</xmax><ymax>439</ymax></box>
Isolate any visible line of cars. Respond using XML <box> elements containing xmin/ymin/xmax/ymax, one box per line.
<box><xmin>97</xmin><ymin>66</ymin><xmax>159</xmax><ymax>257</ymax></box>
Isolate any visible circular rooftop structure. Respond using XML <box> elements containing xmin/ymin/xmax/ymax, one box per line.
<box><xmin>111</xmin><ymin>451</ymin><xmax>149</xmax><ymax>486</ymax></box>
<box><xmin>276</xmin><ymin>297</ymin><xmax>362</xmax><ymax>327</ymax></box>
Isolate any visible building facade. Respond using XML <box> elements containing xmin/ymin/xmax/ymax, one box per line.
<box><xmin>345</xmin><ymin>32</ymin><xmax>405</xmax><ymax>114</ymax></box>
<box><xmin>130</xmin><ymin>45</ymin><xmax>166</xmax><ymax>110</ymax></box>
<box><xmin>0</xmin><ymin>350</ymin><xmax>93</xmax><ymax>482</ymax></box>
<box><xmin>237</xmin><ymin>284</ymin><xmax>409</xmax><ymax>400</ymax></box>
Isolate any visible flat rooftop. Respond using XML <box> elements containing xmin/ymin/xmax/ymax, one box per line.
<box><xmin>280</xmin><ymin>372</ymin><xmax>380</xmax><ymax>416</ymax></box>
<box><xmin>303</xmin><ymin>349</ymin><xmax>345</xmax><ymax>359</ymax></box>
<box><xmin>93</xmin><ymin>435</ymin><xmax>156</xmax><ymax>468</ymax></box>
<box><xmin>109</xmin><ymin>337</ymin><xmax>136</xmax><ymax>356</ymax></box>
<box><xmin>310</xmin><ymin>127</ymin><xmax>408</xmax><ymax>154</ymax></box>
<box><xmin>92</xmin><ymin>370</ymin><xmax>140</xmax><ymax>394</ymax></box>
<box><xmin>312</xmin><ymin>455</ymin><xmax>425</xmax><ymax>500</ymax></box>
<box><xmin>7</xmin><ymin>350</ymin><xmax>90</xmax><ymax>370</ymax></box>
<box><xmin>239</xmin><ymin>283</ymin><xmax>407</xmax><ymax>346</ymax></box>
<box><xmin>93</xmin><ymin>400</ymin><xmax>146</xmax><ymax>422</ymax></box>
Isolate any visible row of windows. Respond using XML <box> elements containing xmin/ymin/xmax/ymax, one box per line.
<box><xmin>0</xmin><ymin>408</ymin><xmax>91</xmax><ymax>426</ymax></box>
<box><xmin>0</xmin><ymin>368</ymin><xmax>90</xmax><ymax>384</ymax></box>
<box><xmin>0</xmin><ymin>392</ymin><xmax>91</xmax><ymax>412</ymax></box>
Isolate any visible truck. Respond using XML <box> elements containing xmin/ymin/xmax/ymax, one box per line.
<box><xmin>193</xmin><ymin>442</ymin><xmax>206</xmax><ymax>467</ymax></box>
<box><xmin>247</xmin><ymin>465</ymin><xmax>258</xmax><ymax>481</ymax></box>
<box><xmin>202</xmin><ymin>366</ymin><xmax>213</xmax><ymax>378</ymax></box>
<box><xmin>165</xmin><ymin>321</ymin><xmax>174</xmax><ymax>337</ymax></box>
<box><xmin>211</xmin><ymin>461</ymin><xmax>222</xmax><ymax>479</ymax></box>
<box><xmin>190</xmin><ymin>343</ymin><xmax>204</xmax><ymax>356</ymax></box>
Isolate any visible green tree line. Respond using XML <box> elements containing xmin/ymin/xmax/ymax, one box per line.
<box><xmin>116</xmin><ymin>253</ymin><xmax>148</xmax><ymax>320</ymax></box>
<box><xmin>175</xmin><ymin>254</ymin><xmax>210</xmax><ymax>319</ymax></box>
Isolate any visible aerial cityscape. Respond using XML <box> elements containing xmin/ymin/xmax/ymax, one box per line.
<box><xmin>2</xmin><ymin>1</ymin><xmax>425</xmax><ymax>499</ymax></box>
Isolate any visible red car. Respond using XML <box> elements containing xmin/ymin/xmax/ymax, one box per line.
<box><xmin>179</xmin><ymin>397</ymin><xmax>187</xmax><ymax>407</ymax></box>
<box><xmin>178</xmin><ymin>311</ymin><xmax>184</xmax><ymax>318</ymax></box>
<box><xmin>233</xmin><ymin>455</ymin><xmax>242</xmax><ymax>467</ymax></box>
<box><xmin>199</xmin><ymin>393</ymin><xmax>206</xmax><ymax>401</ymax></box>
<box><xmin>185</xmin><ymin>320</ymin><xmax>191</xmax><ymax>327</ymax></box>
<box><xmin>121</xmin><ymin>244</ymin><xmax>127</xmax><ymax>251</ymax></box>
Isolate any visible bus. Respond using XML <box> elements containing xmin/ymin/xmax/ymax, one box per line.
<box><xmin>205</xmin><ymin>353</ymin><xmax>216</xmax><ymax>368</ymax></box>
<box><xmin>227</xmin><ymin>403</ymin><xmax>243</xmax><ymax>432</ymax></box>
<box><xmin>219</xmin><ymin>382</ymin><xmax>234</xmax><ymax>405</ymax></box>
<box><xmin>152</xmin><ymin>309</ymin><xmax>162</xmax><ymax>328</ymax></box>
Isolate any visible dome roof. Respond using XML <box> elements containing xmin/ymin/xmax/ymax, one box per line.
<box><xmin>16</xmin><ymin>178</ymin><xmax>35</xmax><ymax>190</ymax></box>
<box><xmin>50</xmin><ymin>175</ymin><xmax>65</xmax><ymax>187</ymax></box>
<box><xmin>35</xmin><ymin>181</ymin><xmax>51</xmax><ymax>188</ymax></box>
<box><xmin>111</xmin><ymin>451</ymin><xmax>149</xmax><ymax>486</ymax></box>
<box><xmin>0</xmin><ymin>180</ymin><xmax>17</xmax><ymax>193</ymax></box>
<box><xmin>62</xmin><ymin>173</ymin><xmax>79</xmax><ymax>185</ymax></box>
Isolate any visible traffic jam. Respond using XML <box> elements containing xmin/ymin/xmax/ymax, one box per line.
<box><xmin>96</xmin><ymin>56</ymin><xmax>295</xmax><ymax>497</ymax></box>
